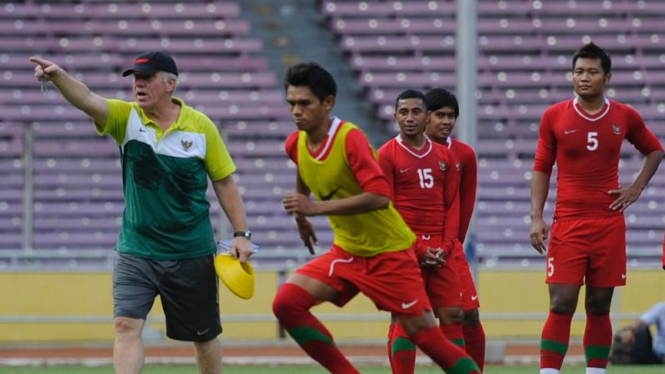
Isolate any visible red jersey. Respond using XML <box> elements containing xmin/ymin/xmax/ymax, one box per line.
<box><xmin>447</xmin><ymin>138</ymin><xmax>477</xmax><ymax>243</ymax></box>
<box><xmin>533</xmin><ymin>98</ymin><xmax>663</xmax><ymax>219</ymax></box>
<box><xmin>378</xmin><ymin>135</ymin><xmax>460</xmax><ymax>252</ymax></box>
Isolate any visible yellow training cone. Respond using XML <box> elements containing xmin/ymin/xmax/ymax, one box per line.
<box><xmin>214</xmin><ymin>253</ymin><xmax>255</xmax><ymax>300</ymax></box>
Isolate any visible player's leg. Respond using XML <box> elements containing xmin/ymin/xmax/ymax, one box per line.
<box><xmin>398</xmin><ymin>312</ymin><xmax>479</xmax><ymax>374</ymax></box>
<box><xmin>436</xmin><ymin>307</ymin><xmax>465</xmax><ymax>346</ymax></box>
<box><xmin>462</xmin><ymin>308</ymin><xmax>485</xmax><ymax>372</ymax></box>
<box><xmin>113</xmin><ymin>317</ymin><xmax>146</xmax><ymax>374</ymax></box>
<box><xmin>389</xmin><ymin>308</ymin><xmax>466</xmax><ymax>373</ymax></box>
<box><xmin>112</xmin><ymin>253</ymin><xmax>159</xmax><ymax>374</ymax></box>
<box><xmin>389</xmin><ymin>313</ymin><xmax>417</xmax><ymax>374</ymax></box>
<box><xmin>273</xmin><ymin>248</ymin><xmax>361</xmax><ymax>374</ymax></box>
<box><xmin>194</xmin><ymin>338</ymin><xmax>222</xmax><ymax>374</ymax></box>
<box><xmin>157</xmin><ymin>255</ymin><xmax>223</xmax><ymax>374</ymax></box>
<box><xmin>583</xmin><ymin>215</ymin><xmax>627</xmax><ymax>374</ymax></box>
<box><xmin>387</xmin><ymin>314</ymin><xmax>400</xmax><ymax>373</ymax></box>
<box><xmin>456</xmin><ymin>242</ymin><xmax>485</xmax><ymax>371</ymax></box>
<box><xmin>583</xmin><ymin>287</ymin><xmax>614</xmax><ymax>374</ymax></box>
<box><xmin>426</xmin><ymin>238</ymin><xmax>466</xmax><ymax>348</ymax></box>
<box><xmin>540</xmin><ymin>218</ymin><xmax>587</xmax><ymax>374</ymax></box>
<box><xmin>391</xmin><ymin>311</ymin><xmax>468</xmax><ymax>373</ymax></box>
<box><xmin>388</xmin><ymin>239</ymin><xmax>465</xmax><ymax>374</ymax></box>
<box><xmin>359</xmin><ymin>248</ymin><xmax>479</xmax><ymax>373</ymax></box>
<box><xmin>541</xmin><ymin>284</ymin><xmax>580</xmax><ymax>374</ymax></box>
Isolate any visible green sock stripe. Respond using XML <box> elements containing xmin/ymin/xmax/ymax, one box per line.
<box><xmin>391</xmin><ymin>336</ymin><xmax>416</xmax><ymax>357</ymax></box>
<box><xmin>541</xmin><ymin>339</ymin><xmax>568</xmax><ymax>356</ymax></box>
<box><xmin>585</xmin><ymin>345</ymin><xmax>611</xmax><ymax>363</ymax></box>
<box><xmin>288</xmin><ymin>326</ymin><xmax>334</xmax><ymax>346</ymax></box>
<box><xmin>449</xmin><ymin>356</ymin><xmax>481</xmax><ymax>374</ymax></box>
<box><xmin>450</xmin><ymin>338</ymin><xmax>466</xmax><ymax>347</ymax></box>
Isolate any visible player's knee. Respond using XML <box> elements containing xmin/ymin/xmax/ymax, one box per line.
<box><xmin>585</xmin><ymin>299</ymin><xmax>611</xmax><ymax>315</ymax></box>
<box><xmin>585</xmin><ymin>289</ymin><xmax>613</xmax><ymax>314</ymax></box>
<box><xmin>463</xmin><ymin>308</ymin><xmax>481</xmax><ymax>327</ymax></box>
<box><xmin>550</xmin><ymin>301</ymin><xmax>576</xmax><ymax>315</ymax></box>
<box><xmin>114</xmin><ymin>317</ymin><xmax>143</xmax><ymax>337</ymax></box>
<box><xmin>272</xmin><ymin>283</ymin><xmax>312</xmax><ymax>321</ymax></box>
<box><xmin>436</xmin><ymin>307</ymin><xmax>464</xmax><ymax>324</ymax></box>
<box><xmin>194</xmin><ymin>337</ymin><xmax>220</xmax><ymax>352</ymax></box>
<box><xmin>272</xmin><ymin>289</ymin><xmax>293</xmax><ymax>320</ymax></box>
<box><xmin>549</xmin><ymin>291</ymin><xmax>578</xmax><ymax>315</ymax></box>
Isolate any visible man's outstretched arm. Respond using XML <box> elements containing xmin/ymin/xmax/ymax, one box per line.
<box><xmin>30</xmin><ymin>56</ymin><xmax>109</xmax><ymax>129</ymax></box>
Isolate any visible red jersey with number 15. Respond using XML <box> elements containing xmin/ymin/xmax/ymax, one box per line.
<box><xmin>378</xmin><ymin>135</ymin><xmax>460</xmax><ymax>252</ymax></box>
<box><xmin>533</xmin><ymin>98</ymin><xmax>663</xmax><ymax>219</ymax></box>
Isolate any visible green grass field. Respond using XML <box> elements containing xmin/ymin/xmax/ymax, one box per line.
<box><xmin>0</xmin><ymin>365</ymin><xmax>663</xmax><ymax>374</ymax></box>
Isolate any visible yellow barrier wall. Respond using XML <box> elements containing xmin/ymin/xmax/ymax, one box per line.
<box><xmin>0</xmin><ymin>270</ymin><xmax>663</xmax><ymax>343</ymax></box>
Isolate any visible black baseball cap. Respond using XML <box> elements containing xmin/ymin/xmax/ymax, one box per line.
<box><xmin>122</xmin><ymin>51</ymin><xmax>178</xmax><ymax>77</ymax></box>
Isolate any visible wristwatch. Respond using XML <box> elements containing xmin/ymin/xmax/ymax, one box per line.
<box><xmin>233</xmin><ymin>230</ymin><xmax>252</xmax><ymax>240</ymax></box>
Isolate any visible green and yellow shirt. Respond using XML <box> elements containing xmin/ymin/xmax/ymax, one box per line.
<box><xmin>97</xmin><ymin>97</ymin><xmax>236</xmax><ymax>259</ymax></box>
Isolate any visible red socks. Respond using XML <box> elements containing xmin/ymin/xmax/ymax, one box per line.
<box><xmin>388</xmin><ymin>322</ymin><xmax>397</xmax><ymax>373</ymax></box>
<box><xmin>463</xmin><ymin>323</ymin><xmax>486</xmax><ymax>372</ymax></box>
<box><xmin>409</xmin><ymin>326</ymin><xmax>480</xmax><ymax>374</ymax></box>
<box><xmin>441</xmin><ymin>323</ymin><xmax>466</xmax><ymax>348</ymax></box>
<box><xmin>388</xmin><ymin>322</ymin><xmax>417</xmax><ymax>374</ymax></box>
<box><xmin>584</xmin><ymin>312</ymin><xmax>612</xmax><ymax>370</ymax></box>
<box><xmin>540</xmin><ymin>312</ymin><xmax>574</xmax><ymax>371</ymax></box>
<box><xmin>272</xmin><ymin>283</ymin><xmax>360</xmax><ymax>374</ymax></box>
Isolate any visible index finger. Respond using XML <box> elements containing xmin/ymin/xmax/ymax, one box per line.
<box><xmin>530</xmin><ymin>236</ymin><xmax>544</xmax><ymax>254</ymax></box>
<box><xmin>29</xmin><ymin>56</ymin><xmax>51</xmax><ymax>67</ymax></box>
<box><xmin>304</xmin><ymin>238</ymin><xmax>315</xmax><ymax>254</ymax></box>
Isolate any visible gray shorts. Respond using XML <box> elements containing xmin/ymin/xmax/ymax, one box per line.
<box><xmin>113</xmin><ymin>252</ymin><xmax>222</xmax><ymax>342</ymax></box>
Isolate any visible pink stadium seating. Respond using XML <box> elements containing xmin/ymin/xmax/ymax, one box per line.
<box><xmin>1</xmin><ymin>0</ymin><xmax>664</xmax><ymax>263</ymax></box>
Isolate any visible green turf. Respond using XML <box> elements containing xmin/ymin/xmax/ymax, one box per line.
<box><xmin>1</xmin><ymin>365</ymin><xmax>664</xmax><ymax>374</ymax></box>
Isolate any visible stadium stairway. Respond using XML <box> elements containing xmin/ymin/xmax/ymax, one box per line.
<box><xmin>239</xmin><ymin>0</ymin><xmax>385</xmax><ymax>145</ymax></box>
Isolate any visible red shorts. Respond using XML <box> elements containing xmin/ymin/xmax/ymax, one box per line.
<box><xmin>547</xmin><ymin>215</ymin><xmax>626</xmax><ymax>287</ymax></box>
<box><xmin>418</xmin><ymin>235</ymin><xmax>463</xmax><ymax>309</ymax></box>
<box><xmin>296</xmin><ymin>244</ymin><xmax>432</xmax><ymax>318</ymax></box>
<box><xmin>451</xmin><ymin>240</ymin><xmax>480</xmax><ymax>310</ymax></box>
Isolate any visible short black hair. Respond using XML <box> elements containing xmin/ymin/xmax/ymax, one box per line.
<box><xmin>425</xmin><ymin>88</ymin><xmax>459</xmax><ymax>118</ymax></box>
<box><xmin>395</xmin><ymin>89</ymin><xmax>426</xmax><ymax>110</ymax></box>
<box><xmin>572</xmin><ymin>42</ymin><xmax>612</xmax><ymax>74</ymax></box>
<box><xmin>284</xmin><ymin>62</ymin><xmax>337</xmax><ymax>102</ymax></box>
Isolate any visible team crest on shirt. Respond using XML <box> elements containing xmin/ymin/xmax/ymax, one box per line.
<box><xmin>181</xmin><ymin>139</ymin><xmax>193</xmax><ymax>151</ymax></box>
<box><xmin>613</xmin><ymin>124</ymin><xmax>622</xmax><ymax>135</ymax></box>
<box><xmin>439</xmin><ymin>161</ymin><xmax>448</xmax><ymax>171</ymax></box>
<box><xmin>455</xmin><ymin>162</ymin><xmax>462</xmax><ymax>171</ymax></box>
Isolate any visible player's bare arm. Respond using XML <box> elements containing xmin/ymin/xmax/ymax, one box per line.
<box><xmin>284</xmin><ymin>191</ymin><xmax>389</xmax><ymax>217</ymax></box>
<box><xmin>290</xmin><ymin>172</ymin><xmax>318</xmax><ymax>254</ymax></box>
<box><xmin>608</xmin><ymin>149</ymin><xmax>664</xmax><ymax>212</ymax></box>
<box><xmin>530</xmin><ymin>171</ymin><xmax>551</xmax><ymax>254</ymax></box>
<box><xmin>212</xmin><ymin>176</ymin><xmax>253</xmax><ymax>263</ymax></box>
<box><xmin>29</xmin><ymin>56</ymin><xmax>109</xmax><ymax>128</ymax></box>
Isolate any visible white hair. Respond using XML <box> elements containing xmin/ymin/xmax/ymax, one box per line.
<box><xmin>162</xmin><ymin>71</ymin><xmax>179</xmax><ymax>95</ymax></box>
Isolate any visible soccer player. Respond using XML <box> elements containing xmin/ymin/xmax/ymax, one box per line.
<box><xmin>30</xmin><ymin>52</ymin><xmax>254</xmax><ymax>374</ymax></box>
<box><xmin>272</xmin><ymin>62</ymin><xmax>480</xmax><ymax>374</ymax></box>
<box><xmin>530</xmin><ymin>42</ymin><xmax>664</xmax><ymax>374</ymax></box>
<box><xmin>378</xmin><ymin>89</ymin><xmax>465</xmax><ymax>374</ymax></box>
<box><xmin>425</xmin><ymin>88</ymin><xmax>486</xmax><ymax>371</ymax></box>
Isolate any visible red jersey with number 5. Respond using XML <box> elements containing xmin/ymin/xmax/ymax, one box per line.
<box><xmin>378</xmin><ymin>136</ymin><xmax>461</xmax><ymax>252</ymax></box>
<box><xmin>533</xmin><ymin>97</ymin><xmax>663</xmax><ymax>219</ymax></box>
